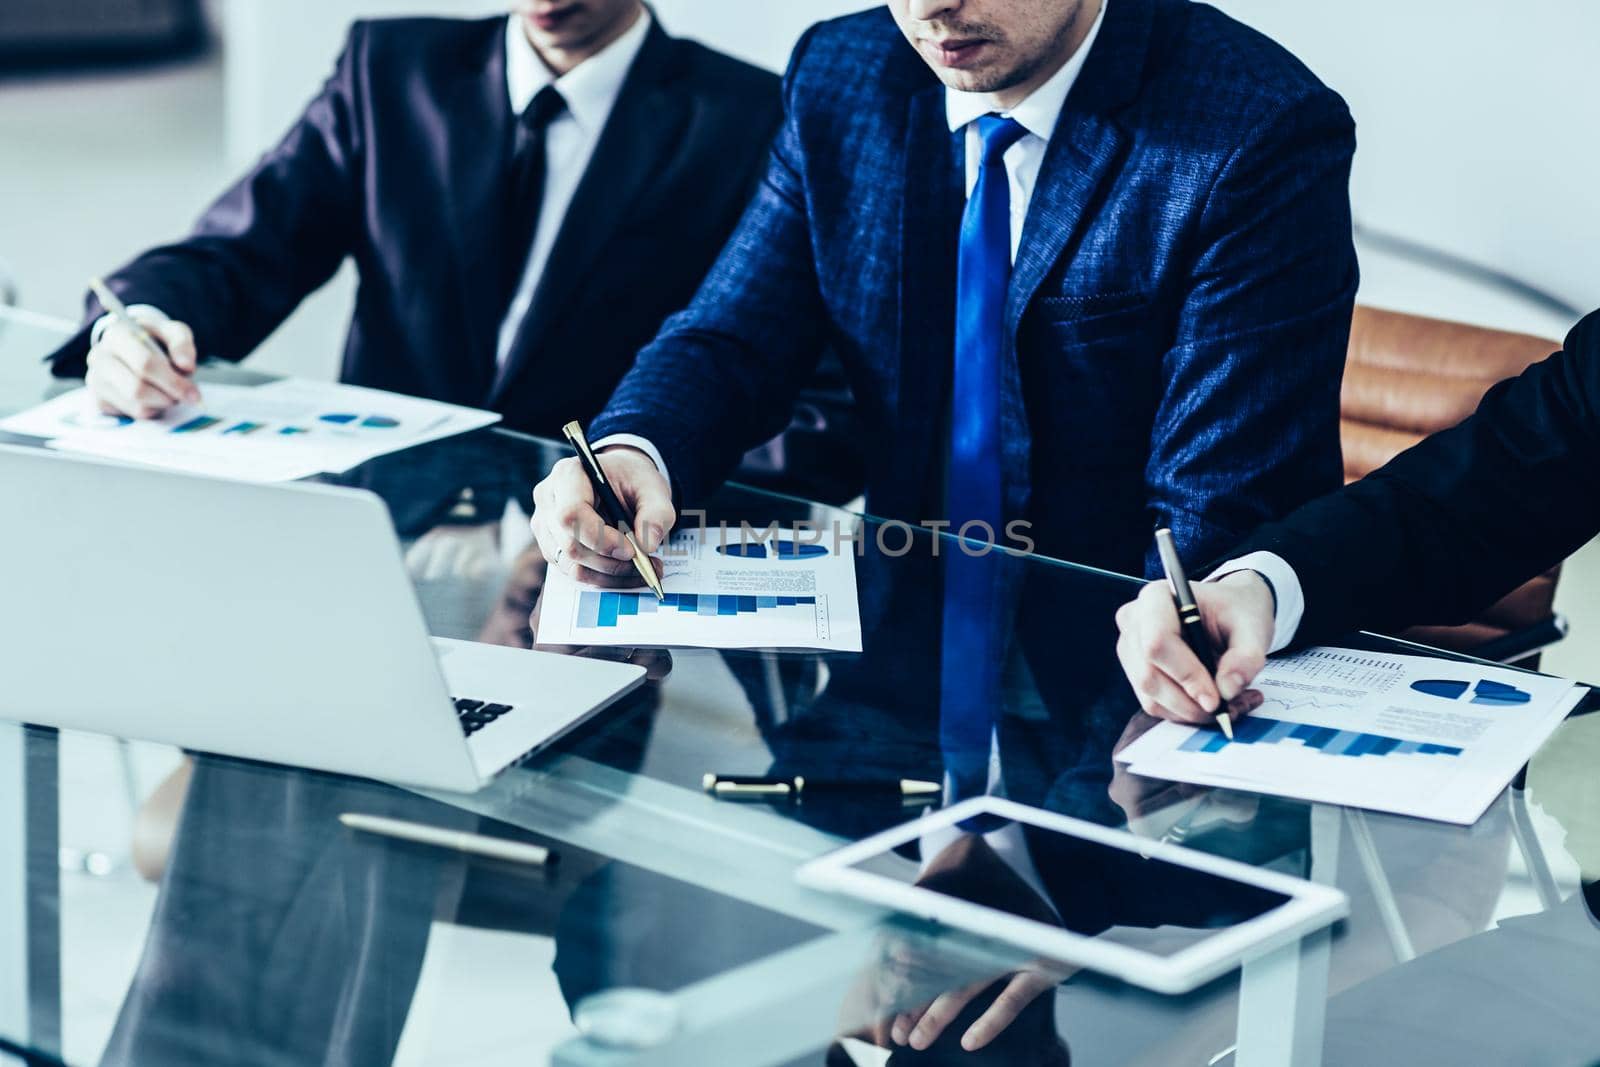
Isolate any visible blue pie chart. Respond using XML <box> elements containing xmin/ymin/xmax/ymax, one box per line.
<box><xmin>1411</xmin><ymin>679</ymin><xmax>1469</xmax><ymax>700</ymax></box>
<box><xmin>1470</xmin><ymin>680</ymin><xmax>1532</xmax><ymax>706</ymax></box>
<box><xmin>1411</xmin><ymin>678</ymin><xmax>1531</xmax><ymax>706</ymax></box>
<box><xmin>716</xmin><ymin>539</ymin><xmax>829</xmax><ymax>560</ymax></box>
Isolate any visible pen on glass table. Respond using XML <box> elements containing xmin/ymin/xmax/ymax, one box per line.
<box><xmin>1153</xmin><ymin>527</ymin><xmax>1234</xmax><ymax>739</ymax></box>
<box><xmin>87</xmin><ymin>276</ymin><xmax>191</xmax><ymax>381</ymax></box>
<box><xmin>561</xmin><ymin>419</ymin><xmax>667</xmax><ymax>602</ymax></box>
<box><xmin>339</xmin><ymin>812</ymin><xmax>555</xmax><ymax>867</ymax></box>
<box><xmin>702</xmin><ymin>773</ymin><xmax>942</xmax><ymax>802</ymax></box>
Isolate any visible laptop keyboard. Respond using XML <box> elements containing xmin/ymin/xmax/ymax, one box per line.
<box><xmin>453</xmin><ymin>698</ymin><xmax>514</xmax><ymax>737</ymax></box>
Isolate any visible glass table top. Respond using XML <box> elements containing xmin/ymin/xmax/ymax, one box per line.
<box><xmin>2</xmin><ymin>304</ymin><xmax>1598</xmax><ymax>1067</ymax></box>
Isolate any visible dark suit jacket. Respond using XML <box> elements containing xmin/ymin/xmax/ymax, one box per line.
<box><xmin>1233</xmin><ymin>308</ymin><xmax>1600</xmax><ymax>645</ymax></box>
<box><xmin>589</xmin><ymin>0</ymin><xmax>1358</xmax><ymax>577</ymax></box>
<box><xmin>47</xmin><ymin>15</ymin><xmax>781</xmax><ymax>439</ymax></box>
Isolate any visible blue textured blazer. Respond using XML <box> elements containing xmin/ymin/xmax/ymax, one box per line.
<box><xmin>591</xmin><ymin>0</ymin><xmax>1358</xmax><ymax>577</ymax></box>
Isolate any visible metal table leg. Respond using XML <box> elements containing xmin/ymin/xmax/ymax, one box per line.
<box><xmin>1235</xmin><ymin>928</ymin><xmax>1332</xmax><ymax>1067</ymax></box>
<box><xmin>0</xmin><ymin>724</ymin><xmax>61</xmax><ymax>1063</ymax></box>
<box><xmin>1227</xmin><ymin>803</ymin><xmax>1342</xmax><ymax>1067</ymax></box>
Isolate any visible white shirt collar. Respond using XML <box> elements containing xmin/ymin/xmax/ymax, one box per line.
<box><xmin>943</xmin><ymin>0</ymin><xmax>1107</xmax><ymax>140</ymax></box>
<box><xmin>505</xmin><ymin>7</ymin><xmax>652</xmax><ymax>133</ymax></box>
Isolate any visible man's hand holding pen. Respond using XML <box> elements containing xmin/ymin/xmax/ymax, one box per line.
<box><xmin>1115</xmin><ymin>570</ymin><xmax>1274</xmax><ymax>727</ymax></box>
<box><xmin>84</xmin><ymin>278</ymin><xmax>202</xmax><ymax>419</ymax></box>
<box><xmin>530</xmin><ymin>440</ymin><xmax>673</xmax><ymax>586</ymax></box>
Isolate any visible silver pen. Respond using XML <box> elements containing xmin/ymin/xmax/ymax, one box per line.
<box><xmin>339</xmin><ymin>812</ymin><xmax>555</xmax><ymax>866</ymax></box>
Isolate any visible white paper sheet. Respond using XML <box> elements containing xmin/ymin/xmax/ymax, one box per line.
<box><xmin>0</xmin><ymin>380</ymin><xmax>500</xmax><ymax>482</ymax></box>
<box><xmin>535</xmin><ymin>522</ymin><xmax>864</xmax><ymax>651</ymax></box>
<box><xmin>1117</xmin><ymin>646</ymin><xmax>1584</xmax><ymax>825</ymax></box>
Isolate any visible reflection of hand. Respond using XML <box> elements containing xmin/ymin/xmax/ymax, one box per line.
<box><xmin>478</xmin><ymin>543</ymin><xmax>673</xmax><ymax>681</ymax></box>
<box><xmin>1108</xmin><ymin>711</ymin><xmax>1205</xmax><ymax>824</ymax></box>
<box><xmin>841</xmin><ymin>834</ymin><xmax>1073</xmax><ymax>1055</ymax></box>
<box><xmin>1114</xmin><ymin>572</ymin><xmax>1272</xmax><ymax>725</ymax></box>
<box><xmin>891</xmin><ymin>964</ymin><xmax>1066</xmax><ymax>1052</ymax></box>
<box><xmin>404</xmin><ymin>523</ymin><xmax>502</xmax><ymax>582</ymax></box>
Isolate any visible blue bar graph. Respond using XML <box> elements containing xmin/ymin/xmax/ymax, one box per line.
<box><xmin>577</xmin><ymin>591</ymin><xmax>816</xmax><ymax>629</ymax></box>
<box><xmin>1180</xmin><ymin>715</ymin><xmax>1462</xmax><ymax>758</ymax></box>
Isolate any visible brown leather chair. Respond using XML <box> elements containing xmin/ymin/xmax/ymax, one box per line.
<box><xmin>1341</xmin><ymin>305</ymin><xmax>1568</xmax><ymax>663</ymax></box>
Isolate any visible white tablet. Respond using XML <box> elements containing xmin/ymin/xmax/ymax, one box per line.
<box><xmin>795</xmin><ymin>795</ymin><xmax>1347</xmax><ymax>994</ymax></box>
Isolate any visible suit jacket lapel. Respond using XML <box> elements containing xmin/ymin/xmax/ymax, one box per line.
<box><xmin>894</xmin><ymin>85</ymin><xmax>965</xmax><ymax>518</ymax></box>
<box><xmin>1005</xmin><ymin>0</ymin><xmax>1153</xmax><ymax>332</ymax></box>
<box><xmin>490</xmin><ymin>23</ymin><xmax>689</xmax><ymax>404</ymax></box>
<box><xmin>442</xmin><ymin>25</ymin><xmax>514</xmax><ymax>404</ymax></box>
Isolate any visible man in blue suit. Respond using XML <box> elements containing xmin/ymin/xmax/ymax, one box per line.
<box><xmin>531</xmin><ymin>0</ymin><xmax>1355</xmax><ymax>581</ymax></box>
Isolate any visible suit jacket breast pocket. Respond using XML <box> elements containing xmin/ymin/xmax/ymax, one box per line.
<box><xmin>1022</xmin><ymin>293</ymin><xmax>1162</xmax><ymax>465</ymax></box>
<box><xmin>1032</xmin><ymin>293</ymin><xmax>1154</xmax><ymax>345</ymax></box>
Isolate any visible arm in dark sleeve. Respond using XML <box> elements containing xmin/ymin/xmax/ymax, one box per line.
<box><xmin>587</xmin><ymin>29</ymin><xmax>829</xmax><ymax>508</ymax></box>
<box><xmin>1235</xmin><ymin>310</ymin><xmax>1600</xmax><ymax>643</ymax></box>
<box><xmin>1147</xmin><ymin>90</ymin><xmax>1357</xmax><ymax>576</ymax></box>
<box><xmin>47</xmin><ymin>24</ymin><xmax>368</xmax><ymax>376</ymax></box>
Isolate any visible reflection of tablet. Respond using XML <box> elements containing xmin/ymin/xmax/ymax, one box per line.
<box><xmin>796</xmin><ymin>796</ymin><xmax>1347</xmax><ymax>994</ymax></box>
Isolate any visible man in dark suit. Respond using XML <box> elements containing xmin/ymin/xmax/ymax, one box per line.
<box><xmin>48</xmin><ymin>0</ymin><xmax>781</xmax><ymax>442</ymax></box>
<box><xmin>1113</xmin><ymin>309</ymin><xmax>1599</xmax><ymax>728</ymax></box>
<box><xmin>530</xmin><ymin>0</ymin><xmax>1357</xmax><ymax>587</ymax></box>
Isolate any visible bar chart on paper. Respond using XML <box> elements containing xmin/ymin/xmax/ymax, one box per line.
<box><xmin>537</xmin><ymin>525</ymin><xmax>862</xmax><ymax>651</ymax></box>
<box><xmin>573</xmin><ymin>590</ymin><xmax>831</xmax><ymax>645</ymax></box>
<box><xmin>1118</xmin><ymin>646</ymin><xmax>1584</xmax><ymax>824</ymax></box>
<box><xmin>1179</xmin><ymin>715</ymin><xmax>1463</xmax><ymax>759</ymax></box>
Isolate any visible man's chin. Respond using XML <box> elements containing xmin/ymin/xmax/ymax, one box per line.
<box><xmin>520</xmin><ymin>15</ymin><xmax>595</xmax><ymax>51</ymax></box>
<box><xmin>919</xmin><ymin>56</ymin><xmax>1019</xmax><ymax>96</ymax></box>
<box><xmin>930</xmin><ymin>68</ymin><xmax>1015</xmax><ymax>95</ymax></box>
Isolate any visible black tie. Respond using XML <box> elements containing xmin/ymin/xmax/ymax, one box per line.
<box><xmin>501</xmin><ymin>84</ymin><xmax>568</xmax><ymax>315</ymax></box>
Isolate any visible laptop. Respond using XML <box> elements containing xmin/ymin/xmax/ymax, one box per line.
<box><xmin>0</xmin><ymin>445</ymin><xmax>645</xmax><ymax>792</ymax></box>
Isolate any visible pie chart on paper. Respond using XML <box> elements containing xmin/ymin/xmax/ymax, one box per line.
<box><xmin>1411</xmin><ymin>678</ymin><xmax>1532</xmax><ymax>706</ymax></box>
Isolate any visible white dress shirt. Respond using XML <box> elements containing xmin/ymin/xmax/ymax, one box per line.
<box><xmin>495</xmin><ymin>8</ymin><xmax>651</xmax><ymax>366</ymax></box>
<box><xmin>1208</xmin><ymin>551</ymin><xmax>1306</xmax><ymax>653</ymax></box>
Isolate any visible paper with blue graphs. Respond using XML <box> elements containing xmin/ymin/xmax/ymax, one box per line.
<box><xmin>0</xmin><ymin>380</ymin><xmax>498</xmax><ymax>482</ymax></box>
<box><xmin>1117</xmin><ymin>647</ymin><xmax>1584</xmax><ymax>824</ymax></box>
<box><xmin>536</xmin><ymin>523</ymin><xmax>863</xmax><ymax>652</ymax></box>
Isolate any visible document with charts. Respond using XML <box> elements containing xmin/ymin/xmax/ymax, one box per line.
<box><xmin>0</xmin><ymin>380</ymin><xmax>499</xmax><ymax>482</ymax></box>
<box><xmin>536</xmin><ymin>523</ymin><xmax>863</xmax><ymax>652</ymax></box>
<box><xmin>1116</xmin><ymin>647</ymin><xmax>1585</xmax><ymax>825</ymax></box>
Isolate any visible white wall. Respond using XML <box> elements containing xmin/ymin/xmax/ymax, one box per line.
<box><xmin>1210</xmin><ymin>0</ymin><xmax>1598</xmax><ymax>316</ymax></box>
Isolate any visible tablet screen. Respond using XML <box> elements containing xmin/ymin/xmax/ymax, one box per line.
<box><xmin>845</xmin><ymin>815</ymin><xmax>1293</xmax><ymax>957</ymax></box>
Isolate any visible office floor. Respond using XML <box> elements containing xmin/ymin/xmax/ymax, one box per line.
<box><xmin>3</xmin><ymin>37</ymin><xmax>1597</xmax><ymax>1067</ymax></box>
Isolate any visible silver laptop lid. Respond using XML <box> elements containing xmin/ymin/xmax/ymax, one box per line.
<box><xmin>0</xmin><ymin>445</ymin><xmax>480</xmax><ymax>791</ymax></box>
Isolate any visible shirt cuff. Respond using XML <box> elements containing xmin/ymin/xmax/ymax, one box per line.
<box><xmin>89</xmin><ymin>304</ymin><xmax>169</xmax><ymax>347</ymax></box>
<box><xmin>1207</xmin><ymin>550</ymin><xmax>1304</xmax><ymax>654</ymax></box>
<box><xmin>592</xmin><ymin>433</ymin><xmax>669</xmax><ymax>488</ymax></box>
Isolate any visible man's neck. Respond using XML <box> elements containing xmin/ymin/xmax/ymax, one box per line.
<box><xmin>983</xmin><ymin>0</ymin><xmax>1102</xmax><ymax>111</ymax></box>
<box><xmin>523</xmin><ymin>2</ymin><xmax>644</xmax><ymax>77</ymax></box>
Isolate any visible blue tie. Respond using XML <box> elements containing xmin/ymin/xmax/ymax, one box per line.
<box><xmin>941</xmin><ymin>115</ymin><xmax>1027</xmax><ymax>800</ymax></box>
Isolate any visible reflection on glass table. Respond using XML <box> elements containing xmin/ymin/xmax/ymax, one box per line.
<box><xmin>1</xmin><ymin>304</ymin><xmax>1597</xmax><ymax>1067</ymax></box>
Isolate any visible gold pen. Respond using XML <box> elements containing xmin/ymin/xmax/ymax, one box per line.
<box><xmin>561</xmin><ymin>420</ymin><xmax>666</xmax><ymax>601</ymax></box>
<box><xmin>1154</xmin><ymin>528</ymin><xmax>1234</xmax><ymax>739</ymax></box>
